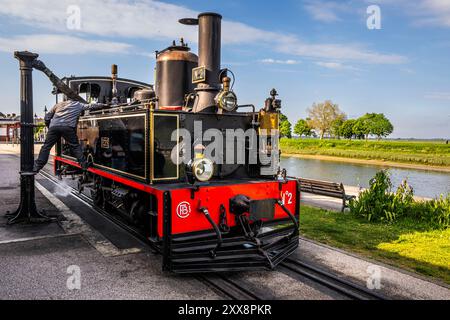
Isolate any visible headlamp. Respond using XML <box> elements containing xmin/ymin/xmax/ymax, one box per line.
<box><xmin>217</xmin><ymin>91</ymin><xmax>237</xmax><ymax>112</ymax></box>
<box><xmin>191</xmin><ymin>158</ymin><xmax>214</xmax><ymax>182</ymax></box>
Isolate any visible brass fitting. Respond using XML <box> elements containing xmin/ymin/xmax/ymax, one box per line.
<box><xmin>222</xmin><ymin>76</ymin><xmax>231</xmax><ymax>92</ymax></box>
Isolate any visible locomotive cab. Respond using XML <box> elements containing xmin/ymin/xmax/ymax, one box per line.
<box><xmin>53</xmin><ymin>12</ymin><xmax>299</xmax><ymax>273</ymax></box>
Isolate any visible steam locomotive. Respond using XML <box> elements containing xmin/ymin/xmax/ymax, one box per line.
<box><xmin>43</xmin><ymin>12</ymin><xmax>299</xmax><ymax>273</ymax></box>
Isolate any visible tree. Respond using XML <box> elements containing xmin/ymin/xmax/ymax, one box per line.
<box><xmin>370</xmin><ymin>113</ymin><xmax>394</xmax><ymax>139</ymax></box>
<box><xmin>340</xmin><ymin>119</ymin><xmax>356</xmax><ymax>139</ymax></box>
<box><xmin>293</xmin><ymin>118</ymin><xmax>313</xmax><ymax>137</ymax></box>
<box><xmin>307</xmin><ymin>100</ymin><xmax>346</xmax><ymax>139</ymax></box>
<box><xmin>353</xmin><ymin>113</ymin><xmax>394</xmax><ymax>140</ymax></box>
<box><xmin>352</xmin><ymin>117</ymin><xmax>369</xmax><ymax>140</ymax></box>
<box><xmin>330</xmin><ymin>117</ymin><xmax>346</xmax><ymax>139</ymax></box>
<box><xmin>279</xmin><ymin>113</ymin><xmax>292</xmax><ymax>138</ymax></box>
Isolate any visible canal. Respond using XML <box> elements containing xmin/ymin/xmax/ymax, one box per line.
<box><xmin>281</xmin><ymin>156</ymin><xmax>450</xmax><ymax>199</ymax></box>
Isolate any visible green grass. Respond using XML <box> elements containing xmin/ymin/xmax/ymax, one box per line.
<box><xmin>300</xmin><ymin>205</ymin><xmax>450</xmax><ymax>284</ymax></box>
<box><xmin>280</xmin><ymin>138</ymin><xmax>450</xmax><ymax>167</ymax></box>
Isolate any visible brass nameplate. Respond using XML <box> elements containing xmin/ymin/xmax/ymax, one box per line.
<box><xmin>192</xmin><ymin>66</ymin><xmax>206</xmax><ymax>84</ymax></box>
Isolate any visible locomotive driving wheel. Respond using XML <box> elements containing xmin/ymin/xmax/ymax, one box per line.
<box><xmin>92</xmin><ymin>177</ymin><xmax>104</xmax><ymax>208</ymax></box>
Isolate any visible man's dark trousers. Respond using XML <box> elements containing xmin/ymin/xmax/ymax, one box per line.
<box><xmin>35</xmin><ymin>126</ymin><xmax>85</xmax><ymax>171</ymax></box>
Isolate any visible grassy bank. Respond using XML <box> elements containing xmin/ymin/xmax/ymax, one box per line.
<box><xmin>280</xmin><ymin>138</ymin><xmax>450</xmax><ymax>167</ymax></box>
<box><xmin>300</xmin><ymin>206</ymin><xmax>450</xmax><ymax>284</ymax></box>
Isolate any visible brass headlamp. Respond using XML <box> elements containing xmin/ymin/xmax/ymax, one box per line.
<box><xmin>216</xmin><ymin>76</ymin><xmax>237</xmax><ymax>112</ymax></box>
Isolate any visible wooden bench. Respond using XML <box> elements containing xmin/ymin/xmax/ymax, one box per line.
<box><xmin>296</xmin><ymin>177</ymin><xmax>356</xmax><ymax>212</ymax></box>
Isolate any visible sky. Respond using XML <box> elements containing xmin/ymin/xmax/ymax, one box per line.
<box><xmin>0</xmin><ymin>0</ymin><xmax>449</xmax><ymax>139</ymax></box>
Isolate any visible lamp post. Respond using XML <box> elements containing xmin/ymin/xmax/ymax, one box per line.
<box><xmin>6</xmin><ymin>51</ymin><xmax>53</xmax><ymax>224</ymax></box>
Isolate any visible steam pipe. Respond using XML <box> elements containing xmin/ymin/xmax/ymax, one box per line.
<box><xmin>199</xmin><ymin>207</ymin><xmax>222</xmax><ymax>258</ymax></box>
<box><xmin>31</xmin><ymin>59</ymin><xmax>87</xmax><ymax>103</ymax></box>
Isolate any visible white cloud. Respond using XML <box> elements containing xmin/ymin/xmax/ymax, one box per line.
<box><xmin>369</xmin><ymin>0</ymin><xmax>450</xmax><ymax>27</ymax></box>
<box><xmin>278</xmin><ymin>40</ymin><xmax>407</xmax><ymax>64</ymax></box>
<box><xmin>0</xmin><ymin>0</ymin><xmax>407</xmax><ymax>64</ymax></box>
<box><xmin>0</xmin><ymin>0</ymin><xmax>198</xmax><ymax>42</ymax></box>
<box><xmin>417</xmin><ymin>0</ymin><xmax>450</xmax><ymax>27</ymax></box>
<box><xmin>424</xmin><ymin>91</ymin><xmax>450</xmax><ymax>100</ymax></box>
<box><xmin>0</xmin><ymin>34</ymin><xmax>133</xmax><ymax>54</ymax></box>
<box><xmin>315</xmin><ymin>61</ymin><xmax>360</xmax><ymax>71</ymax></box>
<box><xmin>260</xmin><ymin>58</ymin><xmax>300</xmax><ymax>65</ymax></box>
<box><xmin>304</xmin><ymin>0</ymin><xmax>351</xmax><ymax>22</ymax></box>
<box><xmin>0</xmin><ymin>0</ymin><xmax>263</xmax><ymax>45</ymax></box>
<box><xmin>316</xmin><ymin>61</ymin><xmax>345</xmax><ymax>69</ymax></box>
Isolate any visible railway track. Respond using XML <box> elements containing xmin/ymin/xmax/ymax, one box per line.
<box><xmin>197</xmin><ymin>274</ymin><xmax>265</xmax><ymax>300</ymax></box>
<box><xmin>38</xmin><ymin>168</ymin><xmax>387</xmax><ymax>300</ymax></box>
<box><xmin>280</xmin><ymin>258</ymin><xmax>386</xmax><ymax>300</ymax></box>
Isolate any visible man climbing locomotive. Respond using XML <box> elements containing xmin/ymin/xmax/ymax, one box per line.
<box><xmin>32</xmin><ymin>60</ymin><xmax>108</xmax><ymax>173</ymax></box>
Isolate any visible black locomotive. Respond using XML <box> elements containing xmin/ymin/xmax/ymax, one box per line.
<box><xmin>40</xmin><ymin>12</ymin><xmax>299</xmax><ymax>273</ymax></box>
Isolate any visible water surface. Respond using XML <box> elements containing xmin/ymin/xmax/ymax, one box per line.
<box><xmin>281</xmin><ymin>157</ymin><xmax>450</xmax><ymax>199</ymax></box>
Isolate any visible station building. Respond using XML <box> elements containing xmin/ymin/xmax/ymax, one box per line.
<box><xmin>0</xmin><ymin>112</ymin><xmax>20</xmax><ymax>143</ymax></box>
<box><xmin>0</xmin><ymin>112</ymin><xmax>46</xmax><ymax>143</ymax></box>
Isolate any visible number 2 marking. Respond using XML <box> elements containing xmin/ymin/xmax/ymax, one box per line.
<box><xmin>281</xmin><ymin>191</ymin><xmax>293</xmax><ymax>205</ymax></box>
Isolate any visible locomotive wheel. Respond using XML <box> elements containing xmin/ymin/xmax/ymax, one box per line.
<box><xmin>77</xmin><ymin>177</ymin><xmax>84</xmax><ymax>193</ymax></box>
<box><xmin>92</xmin><ymin>178</ymin><xmax>104</xmax><ymax>208</ymax></box>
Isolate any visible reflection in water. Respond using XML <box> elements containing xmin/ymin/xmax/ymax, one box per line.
<box><xmin>281</xmin><ymin>157</ymin><xmax>450</xmax><ymax>199</ymax></box>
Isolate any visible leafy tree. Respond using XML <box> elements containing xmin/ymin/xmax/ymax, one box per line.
<box><xmin>340</xmin><ymin>119</ymin><xmax>356</xmax><ymax>139</ymax></box>
<box><xmin>352</xmin><ymin>118</ymin><xmax>368</xmax><ymax>140</ymax></box>
<box><xmin>370</xmin><ymin>113</ymin><xmax>394</xmax><ymax>139</ymax></box>
<box><xmin>279</xmin><ymin>113</ymin><xmax>292</xmax><ymax>138</ymax></box>
<box><xmin>279</xmin><ymin>113</ymin><xmax>288</xmax><ymax>122</ymax></box>
<box><xmin>330</xmin><ymin>117</ymin><xmax>346</xmax><ymax>139</ymax></box>
<box><xmin>353</xmin><ymin>113</ymin><xmax>394</xmax><ymax>140</ymax></box>
<box><xmin>307</xmin><ymin>100</ymin><xmax>346</xmax><ymax>139</ymax></box>
<box><xmin>353</xmin><ymin>114</ymin><xmax>377</xmax><ymax>140</ymax></box>
<box><xmin>293</xmin><ymin>118</ymin><xmax>313</xmax><ymax>137</ymax></box>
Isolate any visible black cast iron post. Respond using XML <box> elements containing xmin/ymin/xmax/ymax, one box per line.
<box><xmin>7</xmin><ymin>51</ymin><xmax>53</xmax><ymax>225</ymax></box>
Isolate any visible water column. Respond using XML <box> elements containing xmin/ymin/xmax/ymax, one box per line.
<box><xmin>7</xmin><ymin>51</ymin><xmax>53</xmax><ymax>224</ymax></box>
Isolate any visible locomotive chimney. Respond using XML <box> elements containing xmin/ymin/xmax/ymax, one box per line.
<box><xmin>180</xmin><ymin>12</ymin><xmax>222</xmax><ymax>112</ymax></box>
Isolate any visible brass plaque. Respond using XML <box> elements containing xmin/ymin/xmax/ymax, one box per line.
<box><xmin>101</xmin><ymin>137</ymin><xmax>110</xmax><ymax>149</ymax></box>
<box><xmin>192</xmin><ymin>66</ymin><xmax>206</xmax><ymax>84</ymax></box>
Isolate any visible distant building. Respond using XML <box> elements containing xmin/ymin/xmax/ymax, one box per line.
<box><xmin>0</xmin><ymin>113</ymin><xmax>46</xmax><ymax>143</ymax></box>
<box><xmin>0</xmin><ymin>113</ymin><xmax>20</xmax><ymax>143</ymax></box>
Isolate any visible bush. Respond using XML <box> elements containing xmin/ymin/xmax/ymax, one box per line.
<box><xmin>349</xmin><ymin>170</ymin><xmax>413</xmax><ymax>222</ymax></box>
<box><xmin>349</xmin><ymin>170</ymin><xmax>449</xmax><ymax>228</ymax></box>
<box><xmin>412</xmin><ymin>195</ymin><xmax>450</xmax><ymax>229</ymax></box>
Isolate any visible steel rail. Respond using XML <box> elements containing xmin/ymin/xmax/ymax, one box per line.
<box><xmin>280</xmin><ymin>258</ymin><xmax>387</xmax><ymax>300</ymax></box>
<box><xmin>197</xmin><ymin>274</ymin><xmax>264</xmax><ymax>300</ymax></box>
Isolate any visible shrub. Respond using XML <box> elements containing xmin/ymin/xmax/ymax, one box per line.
<box><xmin>412</xmin><ymin>195</ymin><xmax>450</xmax><ymax>229</ymax></box>
<box><xmin>349</xmin><ymin>170</ymin><xmax>449</xmax><ymax>228</ymax></box>
<box><xmin>349</xmin><ymin>170</ymin><xmax>414</xmax><ymax>222</ymax></box>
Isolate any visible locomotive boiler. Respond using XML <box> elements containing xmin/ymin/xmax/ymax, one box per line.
<box><xmin>42</xmin><ymin>12</ymin><xmax>299</xmax><ymax>273</ymax></box>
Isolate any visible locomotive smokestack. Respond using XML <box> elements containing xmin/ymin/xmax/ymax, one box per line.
<box><xmin>180</xmin><ymin>12</ymin><xmax>222</xmax><ymax>112</ymax></box>
<box><xmin>196</xmin><ymin>13</ymin><xmax>222</xmax><ymax>112</ymax></box>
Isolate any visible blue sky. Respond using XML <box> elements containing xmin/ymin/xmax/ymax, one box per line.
<box><xmin>0</xmin><ymin>0</ymin><xmax>449</xmax><ymax>138</ymax></box>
